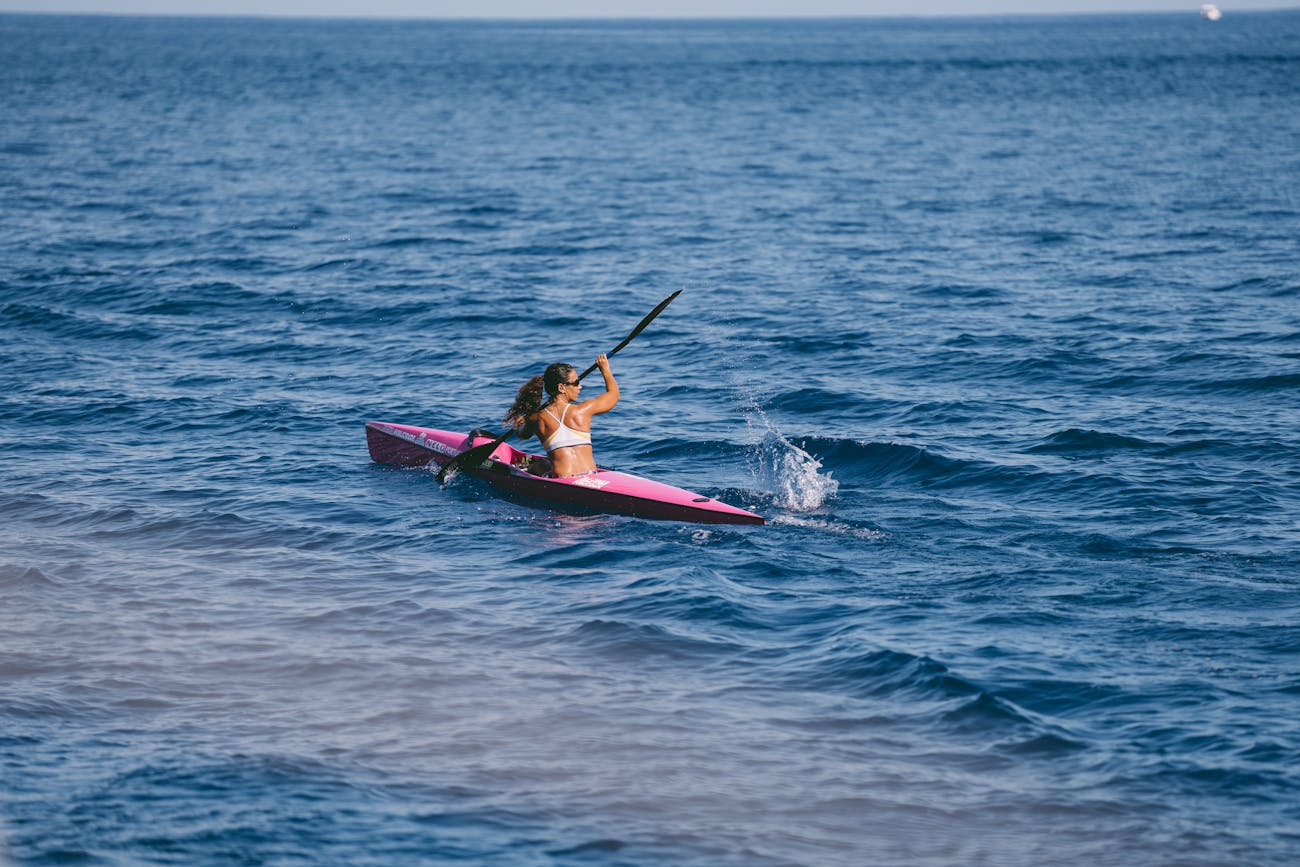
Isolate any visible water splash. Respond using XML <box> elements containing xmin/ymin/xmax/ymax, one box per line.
<box><xmin>747</xmin><ymin>425</ymin><xmax>839</xmax><ymax>512</ymax></box>
<box><xmin>725</xmin><ymin>368</ymin><xmax>839</xmax><ymax>512</ymax></box>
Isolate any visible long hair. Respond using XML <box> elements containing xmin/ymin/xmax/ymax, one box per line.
<box><xmin>504</xmin><ymin>362</ymin><xmax>574</xmax><ymax>440</ymax></box>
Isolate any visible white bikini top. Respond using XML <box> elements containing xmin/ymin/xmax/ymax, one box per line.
<box><xmin>541</xmin><ymin>404</ymin><xmax>592</xmax><ymax>451</ymax></box>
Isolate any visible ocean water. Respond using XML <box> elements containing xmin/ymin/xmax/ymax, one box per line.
<box><xmin>2</xmin><ymin>10</ymin><xmax>1299</xmax><ymax>865</ymax></box>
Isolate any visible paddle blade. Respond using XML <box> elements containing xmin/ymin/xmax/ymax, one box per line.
<box><xmin>435</xmin><ymin>431</ymin><xmax>508</xmax><ymax>483</ymax></box>
<box><xmin>578</xmin><ymin>289</ymin><xmax>681</xmax><ymax>381</ymax></box>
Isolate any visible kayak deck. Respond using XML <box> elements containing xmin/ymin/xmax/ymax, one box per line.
<box><xmin>365</xmin><ymin>421</ymin><xmax>764</xmax><ymax>526</ymax></box>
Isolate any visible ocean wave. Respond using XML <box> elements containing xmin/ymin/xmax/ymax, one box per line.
<box><xmin>129</xmin><ymin>282</ymin><xmax>260</xmax><ymax>315</ymax></box>
<box><xmin>566</xmin><ymin>619</ymin><xmax>744</xmax><ymax>662</ymax></box>
<box><xmin>997</xmin><ymin>677</ymin><xmax>1133</xmax><ymax>717</ymax></box>
<box><xmin>568</xmin><ymin>581</ymin><xmax>775</xmax><ymax>632</ymax></box>
<box><xmin>763</xmin><ymin>387</ymin><xmax>860</xmax><ymax>415</ymax></box>
<box><xmin>784</xmin><ymin>436</ymin><xmax>994</xmax><ymax>488</ymax></box>
<box><xmin>1025</xmin><ymin>428</ymin><xmax>1162</xmax><ymax>455</ymax></box>
<box><xmin>759</xmin><ymin>332</ymin><xmax>871</xmax><ymax>355</ymax></box>
<box><xmin>778</xmin><ymin>435</ymin><xmax>1201</xmax><ymax>520</ymax></box>
<box><xmin>768</xmin><ymin>515</ymin><xmax>887</xmax><ymax>540</ymax></box>
<box><xmin>367</xmin><ymin>236</ymin><xmax>473</xmax><ymax>250</ymax></box>
<box><xmin>0</xmin><ymin>695</ymin><xmax>105</xmax><ymax>721</ymax></box>
<box><xmin>1</xmin><ymin>302</ymin><xmax>160</xmax><ymax>343</ymax></box>
<box><xmin>1210</xmin><ymin>276</ymin><xmax>1300</xmax><ymax>297</ymax></box>
<box><xmin>937</xmin><ymin>690</ymin><xmax>1040</xmax><ymax>735</ymax></box>
<box><xmin>793</xmin><ymin>646</ymin><xmax>982</xmax><ymax>704</ymax></box>
<box><xmin>910</xmin><ymin>282</ymin><xmax>1008</xmax><ymax>299</ymax></box>
<box><xmin>0</xmin><ymin>564</ymin><xmax>58</xmax><ymax>589</ymax></box>
<box><xmin>1198</xmin><ymin>372</ymin><xmax>1300</xmax><ymax>394</ymax></box>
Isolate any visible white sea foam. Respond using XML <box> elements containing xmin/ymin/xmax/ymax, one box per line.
<box><xmin>770</xmin><ymin>514</ymin><xmax>887</xmax><ymax>540</ymax></box>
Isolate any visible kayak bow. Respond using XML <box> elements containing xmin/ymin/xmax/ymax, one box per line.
<box><xmin>366</xmin><ymin>421</ymin><xmax>764</xmax><ymax>526</ymax></box>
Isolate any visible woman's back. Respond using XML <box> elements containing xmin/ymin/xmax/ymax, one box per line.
<box><xmin>505</xmin><ymin>354</ymin><xmax>618</xmax><ymax>478</ymax></box>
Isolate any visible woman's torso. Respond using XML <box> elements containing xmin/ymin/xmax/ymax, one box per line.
<box><xmin>534</xmin><ymin>402</ymin><xmax>595</xmax><ymax>477</ymax></box>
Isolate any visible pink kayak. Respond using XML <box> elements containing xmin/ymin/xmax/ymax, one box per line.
<box><xmin>365</xmin><ymin>421</ymin><xmax>764</xmax><ymax>526</ymax></box>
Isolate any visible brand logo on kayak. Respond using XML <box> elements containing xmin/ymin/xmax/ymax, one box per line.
<box><xmin>570</xmin><ymin>476</ymin><xmax>609</xmax><ymax>489</ymax></box>
<box><xmin>384</xmin><ymin>425</ymin><xmax>457</xmax><ymax>457</ymax></box>
<box><xmin>420</xmin><ymin>436</ymin><xmax>457</xmax><ymax>457</ymax></box>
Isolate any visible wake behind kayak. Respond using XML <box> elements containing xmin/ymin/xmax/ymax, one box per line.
<box><xmin>366</xmin><ymin>421</ymin><xmax>764</xmax><ymax>526</ymax></box>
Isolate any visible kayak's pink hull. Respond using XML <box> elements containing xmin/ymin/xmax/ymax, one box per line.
<box><xmin>365</xmin><ymin>421</ymin><xmax>764</xmax><ymax>526</ymax></box>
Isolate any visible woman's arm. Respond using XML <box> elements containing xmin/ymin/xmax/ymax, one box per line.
<box><xmin>583</xmin><ymin>354</ymin><xmax>619</xmax><ymax>415</ymax></box>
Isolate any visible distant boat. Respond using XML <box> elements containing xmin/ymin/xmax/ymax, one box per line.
<box><xmin>1201</xmin><ymin>3</ymin><xmax>1222</xmax><ymax>20</ymax></box>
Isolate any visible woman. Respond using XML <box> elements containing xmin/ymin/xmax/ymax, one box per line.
<box><xmin>503</xmin><ymin>354</ymin><xmax>619</xmax><ymax>478</ymax></box>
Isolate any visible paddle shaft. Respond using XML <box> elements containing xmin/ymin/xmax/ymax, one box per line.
<box><xmin>435</xmin><ymin>290</ymin><xmax>681</xmax><ymax>482</ymax></box>
<box><xmin>574</xmin><ymin>289</ymin><xmax>681</xmax><ymax>381</ymax></box>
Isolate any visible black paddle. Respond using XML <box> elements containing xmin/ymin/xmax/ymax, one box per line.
<box><xmin>435</xmin><ymin>290</ymin><xmax>682</xmax><ymax>483</ymax></box>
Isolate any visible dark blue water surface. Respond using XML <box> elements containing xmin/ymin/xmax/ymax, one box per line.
<box><xmin>3</xmin><ymin>10</ymin><xmax>1300</xmax><ymax>865</ymax></box>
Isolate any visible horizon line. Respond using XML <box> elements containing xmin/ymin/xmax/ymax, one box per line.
<box><xmin>2</xmin><ymin>6</ymin><xmax>1299</xmax><ymax>22</ymax></box>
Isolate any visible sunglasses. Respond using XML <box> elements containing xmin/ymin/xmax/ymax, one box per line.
<box><xmin>562</xmin><ymin>380</ymin><xmax>581</xmax><ymax>387</ymax></box>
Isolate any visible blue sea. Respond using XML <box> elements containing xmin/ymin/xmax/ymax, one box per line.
<box><xmin>3</xmin><ymin>10</ymin><xmax>1299</xmax><ymax>865</ymax></box>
